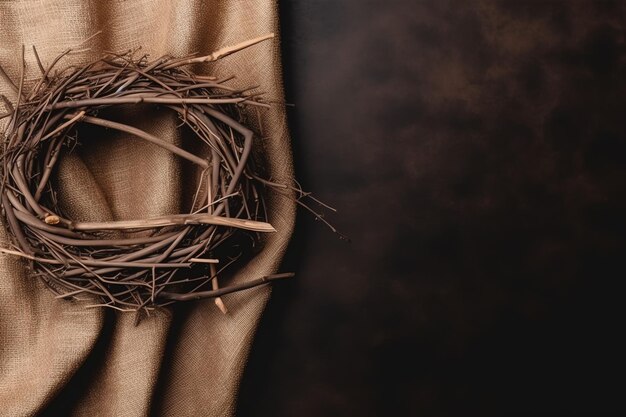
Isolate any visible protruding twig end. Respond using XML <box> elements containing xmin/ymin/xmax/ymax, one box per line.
<box><xmin>215</xmin><ymin>297</ymin><xmax>228</xmax><ymax>314</ymax></box>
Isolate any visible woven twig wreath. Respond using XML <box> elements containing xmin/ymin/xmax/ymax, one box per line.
<box><xmin>0</xmin><ymin>34</ymin><xmax>298</xmax><ymax>313</ymax></box>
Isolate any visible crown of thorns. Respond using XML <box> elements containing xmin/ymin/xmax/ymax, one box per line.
<box><xmin>0</xmin><ymin>35</ymin><xmax>305</xmax><ymax>314</ymax></box>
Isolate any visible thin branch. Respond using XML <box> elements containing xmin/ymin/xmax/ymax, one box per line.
<box><xmin>66</xmin><ymin>213</ymin><xmax>276</xmax><ymax>233</ymax></box>
<box><xmin>161</xmin><ymin>33</ymin><xmax>275</xmax><ymax>69</ymax></box>
<box><xmin>0</xmin><ymin>247</ymin><xmax>192</xmax><ymax>268</ymax></box>
<box><xmin>160</xmin><ymin>273</ymin><xmax>294</xmax><ymax>301</ymax></box>
<box><xmin>0</xmin><ymin>63</ymin><xmax>19</xmax><ymax>95</ymax></box>
<box><xmin>70</xmin><ymin>114</ymin><xmax>210</xmax><ymax>168</ymax></box>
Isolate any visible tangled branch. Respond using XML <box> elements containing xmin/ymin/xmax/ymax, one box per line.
<box><xmin>0</xmin><ymin>35</ymin><xmax>303</xmax><ymax>314</ymax></box>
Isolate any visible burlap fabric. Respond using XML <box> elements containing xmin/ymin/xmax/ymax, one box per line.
<box><xmin>0</xmin><ymin>1</ymin><xmax>295</xmax><ymax>416</ymax></box>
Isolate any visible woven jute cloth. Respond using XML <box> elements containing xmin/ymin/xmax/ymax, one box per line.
<box><xmin>0</xmin><ymin>1</ymin><xmax>295</xmax><ymax>416</ymax></box>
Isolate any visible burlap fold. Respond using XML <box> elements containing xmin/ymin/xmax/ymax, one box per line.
<box><xmin>0</xmin><ymin>1</ymin><xmax>295</xmax><ymax>416</ymax></box>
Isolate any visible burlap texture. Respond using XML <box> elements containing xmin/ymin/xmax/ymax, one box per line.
<box><xmin>0</xmin><ymin>1</ymin><xmax>295</xmax><ymax>416</ymax></box>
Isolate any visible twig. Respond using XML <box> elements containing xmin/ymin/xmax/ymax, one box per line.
<box><xmin>67</xmin><ymin>213</ymin><xmax>275</xmax><ymax>232</ymax></box>
<box><xmin>160</xmin><ymin>273</ymin><xmax>294</xmax><ymax>301</ymax></box>
<box><xmin>211</xmin><ymin>263</ymin><xmax>228</xmax><ymax>314</ymax></box>
<box><xmin>161</xmin><ymin>33</ymin><xmax>275</xmax><ymax>69</ymax></box>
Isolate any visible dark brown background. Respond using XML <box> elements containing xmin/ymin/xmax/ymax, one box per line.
<box><xmin>238</xmin><ymin>1</ymin><xmax>626</xmax><ymax>416</ymax></box>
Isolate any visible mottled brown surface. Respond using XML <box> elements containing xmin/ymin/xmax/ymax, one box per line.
<box><xmin>237</xmin><ymin>1</ymin><xmax>626</xmax><ymax>416</ymax></box>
